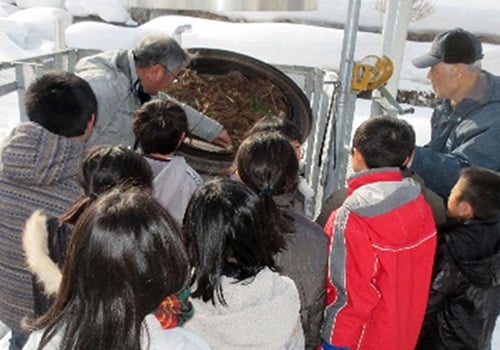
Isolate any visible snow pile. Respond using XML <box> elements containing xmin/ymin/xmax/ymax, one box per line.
<box><xmin>8</xmin><ymin>7</ymin><xmax>70</xmax><ymax>49</ymax></box>
<box><xmin>0</xmin><ymin>5</ymin><xmax>71</xmax><ymax>59</ymax></box>
<box><xmin>15</xmin><ymin>0</ymin><xmax>64</xmax><ymax>8</ymax></box>
<box><xmin>9</xmin><ymin>0</ymin><xmax>134</xmax><ymax>25</ymax></box>
<box><xmin>64</xmin><ymin>0</ymin><xmax>135</xmax><ymax>25</ymax></box>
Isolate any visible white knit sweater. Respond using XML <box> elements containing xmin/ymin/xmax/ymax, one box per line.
<box><xmin>24</xmin><ymin>315</ymin><xmax>211</xmax><ymax>350</ymax></box>
<box><xmin>185</xmin><ymin>267</ymin><xmax>304</xmax><ymax>350</ymax></box>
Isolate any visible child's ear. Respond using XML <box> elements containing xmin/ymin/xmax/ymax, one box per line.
<box><xmin>458</xmin><ymin>201</ymin><xmax>474</xmax><ymax>219</ymax></box>
<box><xmin>401</xmin><ymin>150</ymin><xmax>414</xmax><ymax>168</ymax></box>
<box><xmin>234</xmin><ymin>170</ymin><xmax>242</xmax><ymax>183</ymax></box>
<box><xmin>351</xmin><ymin>147</ymin><xmax>367</xmax><ymax>172</ymax></box>
<box><xmin>176</xmin><ymin>132</ymin><xmax>186</xmax><ymax>149</ymax></box>
<box><xmin>86</xmin><ymin>114</ymin><xmax>96</xmax><ymax>134</ymax></box>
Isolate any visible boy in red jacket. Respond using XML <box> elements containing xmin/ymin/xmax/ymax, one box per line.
<box><xmin>321</xmin><ymin>116</ymin><xmax>437</xmax><ymax>350</ymax></box>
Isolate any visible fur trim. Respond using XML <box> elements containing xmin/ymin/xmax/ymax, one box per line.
<box><xmin>22</xmin><ymin>210</ymin><xmax>62</xmax><ymax>295</ymax></box>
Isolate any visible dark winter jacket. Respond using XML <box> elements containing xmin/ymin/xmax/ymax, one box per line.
<box><xmin>416</xmin><ymin>217</ymin><xmax>500</xmax><ymax>350</ymax></box>
<box><xmin>274</xmin><ymin>193</ymin><xmax>328</xmax><ymax>350</ymax></box>
<box><xmin>411</xmin><ymin>70</ymin><xmax>500</xmax><ymax>199</ymax></box>
<box><xmin>0</xmin><ymin>122</ymin><xmax>84</xmax><ymax>332</ymax></box>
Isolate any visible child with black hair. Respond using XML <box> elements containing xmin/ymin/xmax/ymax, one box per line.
<box><xmin>23</xmin><ymin>145</ymin><xmax>193</xmax><ymax>332</ymax></box>
<box><xmin>243</xmin><ymin>115</ymin><xmax>303</xmax><ymax>159</ymax></box>
<box><xmin>235</xmin><ymin>130</ymin><xmax>328</xmax><ymax>349</ymax></box>
<box><xmin>23</xmin><ymin>145</ymin><xmax>154</xmax><ymax>318</ymax></box>
<box><xmin>183</xmin><ymin>178</ymin><xmax>304</xmax><ymax>349</ymax></box>
<box><xmin>417</xmin><ymin>166</ymin><xmax>500</xmax><ymax>350</ymax></box>
<box><xmin>133</xmin><ymin>99</ymin><xmax>202</xmax><ymax>226</ymax></box>
<box><xmin>321</xmin><ymin>116</ymin><xmax>437</xmax><ymax>350</ymax></box>
<box><xmin>23</xmin><ymin>187</ymin><xmax>210</xmax><ymax>350</ymax></box>
<box><xmin>315</xmin><ymin>116</ymin><xmax>446</xmax><ymax>228</ymax></box>
<box><xmin>226</xmin><ymin>115</ymin><xmax>314</xmax><ymax>206</ymax></box>
<box><xmin>0</xmin><ymin>71</ymin><xmax>97</xmax><ymax>349</ymax></box>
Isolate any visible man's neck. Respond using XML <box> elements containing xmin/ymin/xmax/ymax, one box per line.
<box><xmin>451</xmin><ymin>70</ymin><xmax>482</xmax><ymax>106</ymax></box>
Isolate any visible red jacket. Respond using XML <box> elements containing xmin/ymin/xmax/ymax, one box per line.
<box><xmin>321</xmin><ymin>168</ymin><xmax>436</xmax><ymax>350</ymax></box>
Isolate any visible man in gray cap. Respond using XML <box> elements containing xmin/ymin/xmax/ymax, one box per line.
<box><xmin>410</xmin><ymin>28</ymin><xmax>500</xmax><ymax>200</ymax></box>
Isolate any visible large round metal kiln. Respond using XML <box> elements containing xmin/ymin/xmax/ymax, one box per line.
<box><xmin>177</xmin><ymin>48</ymin><xmax>313</xmax><ymax>175</ymax></box>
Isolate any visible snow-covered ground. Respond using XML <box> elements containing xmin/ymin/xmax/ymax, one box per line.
<box><xmin>0</xmin><ymin>0</ymin><xmax>498</xmax><ymax>348</ymax></box>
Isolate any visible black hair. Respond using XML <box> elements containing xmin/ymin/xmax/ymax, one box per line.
<box><xmin>34</xmin><ymin>187</ymin><xmax>190</xmax><ymax>350</ymax></box>
<box><xmin>244</xmin><ymin>115</ymin><xmax>302</xmax><ymax>143</ymax></box>
<box><xmin>235</xmin><ymin>131</ymin><xmax>297</xmax><ymax>237</ymax></box>
<box><xmin>237</xmin><ymin>131</ymin><xmax>299</xmax><ymax>196</ymax></box>
<box><xmin>224</xmin><ymin>116</ymin><xmax>302</xmax><ymax>176</ymax></box>
<box><xmin>25</xmin><ymin>71</ymin><xmax>97</xmax><ymax>138</ymax></box>
<box><xmin>60</xmin><ymin>145</ymin><xmax>153</xmax><ymax>225</ymax></box>
<box><xmin>132</xmin><ymin>100</ymin><xmax>188</xmax><ymax>155</ymax></box>
<box><xmin>352</xmin><ymin>116</ymin><xmax>415</xmax><ymax>169</ymax></box>
<box><xmin>183</xmin><ymin>178</ymin><xmax>284</xmax><ymax>306</ymax></box>
<box><xmin>458</xmin><ymin>166</ymin><xmax>500</xmax><ymax>220</ymax></box>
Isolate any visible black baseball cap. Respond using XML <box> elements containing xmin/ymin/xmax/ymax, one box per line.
<box><xmin>412</xmin><ymin>28</ymin><xmax>483</xmax><ymax>68</ymax></box>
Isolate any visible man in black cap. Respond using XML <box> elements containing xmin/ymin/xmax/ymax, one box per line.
<box><xmin>410</xmin><ymin>28</ymin><xmax>500</xmax><ymax>200</ymax></box>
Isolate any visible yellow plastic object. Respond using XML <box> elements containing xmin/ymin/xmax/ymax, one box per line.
<box><xmin>352</xmin><ymin>55</ymin><xmax>394</xmax><ymax>92</ymax></box>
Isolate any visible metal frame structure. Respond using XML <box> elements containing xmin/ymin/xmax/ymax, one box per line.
<box><xmin>0</xmin><ymin>49</ymin><xmax>98</xmax><ymax>122</ymax></box>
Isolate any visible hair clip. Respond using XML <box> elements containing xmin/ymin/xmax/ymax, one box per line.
<box><xmin>259</xmin><ymin>186</ymin><xmax>273</xmax><ymax>197</ymax></box>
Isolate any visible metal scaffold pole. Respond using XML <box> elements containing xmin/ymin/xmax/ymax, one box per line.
<box><xmin>323</xmin><ymin>0</ymin><xmax>362</xmax><ymax>199</ymax></box>
<box><xmin>371</xmin><ymin>0</ymin><xmax>412</xmax><ymax>116</ymax></box>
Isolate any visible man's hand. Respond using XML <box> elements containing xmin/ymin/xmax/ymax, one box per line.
<box><xmin>213</xmin><ymin>129</ymin><xmax>233</xmax><ymax>151</ymax></box>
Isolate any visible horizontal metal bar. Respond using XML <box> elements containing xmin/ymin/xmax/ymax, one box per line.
<box><xmin>0</xmin><ymin>81</ymin><xmax>19</xmax><ymax>96</ymax></box>
<box><xmin>126</xmin><ymin>0</ymin><xmax>316</xmax><ymax>11</ymax></box>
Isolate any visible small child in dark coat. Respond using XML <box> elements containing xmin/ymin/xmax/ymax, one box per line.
<box><xmin>417</xmin><ymin>166</ymin><xmax>500</xmax><ymax>350</ymax></box>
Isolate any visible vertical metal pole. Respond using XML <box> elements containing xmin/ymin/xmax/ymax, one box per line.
<box><xmin>380</xmin><ymin>0</ymin><xmax>412</xmax><ymax>96</ymax></box>
<box><xmin>323</xmin><ymin>0</ymin><xmax>362</xmax><ymax>198</ymax></box>
<box><xmin>371</xmin><ymin>0</ymin><xmax>412</xmax><ymax>116</ymax></box>
<box><xmin>15</xmin><ymin>64</ymin><xmax>27</xmax><ymax>122</ymax></box>
<box><xmin>55</xmin><ymin>17</ymin><xmax>71</xmax><ymax>51</ymax></box>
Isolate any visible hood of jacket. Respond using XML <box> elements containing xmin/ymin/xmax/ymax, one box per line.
<box><xmin>23</xmin><ymin>210</ymin><xmax>63</xmax><ymax>296</ymax></box>
<box><xmin>1</xmin><ymin>122</ymin><xmax>85</xmax><ymax>186</ymax></box>
<box><xmin>186</xmin><ymin>268</ymin><xmax>303</xmax><ymax>350</ymax></box>
<box><xmin>442</xmin><ymin>70</ymin><xmax>500</xmax><ymax>119</ymax></box>
<box><xmin>482</xmin><ymin>70</ymin><xmax>500</xmax><ymax>103</ymax></box>
<box><xmin>345</xmin><ymin>167</ymin><xmax>434</xmax><ymax>248</ymax></box>
<box><xmin>442</xmin><ymin>218</ymin><xmax>500</xmax><ymax>288</ymax></box>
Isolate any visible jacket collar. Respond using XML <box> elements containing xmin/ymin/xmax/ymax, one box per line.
<box><xmin>127</xmin><ymin>50</ymin><xmax>138</xmax><ymax>84</ymax></box>
<box><xmin>347</xmin><ymin>167</ymin><xmax>403</xmax><ymax>196</ymax></box>
<box><xmin>452</xmin><ymin>70</ymin><xmax>500</xmax><ymax>116</ymax></box>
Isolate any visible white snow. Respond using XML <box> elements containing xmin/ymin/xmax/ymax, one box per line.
<box><xmin>0</xmin><ymin>0</ymin><xmax>498</xmax><ymax>347</ymax></box>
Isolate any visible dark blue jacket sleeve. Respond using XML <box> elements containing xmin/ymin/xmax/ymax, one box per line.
<box><xmin>410</xmin><ymin>145</ymin><xmax>468</xmax><ymax>199</ymax></box>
